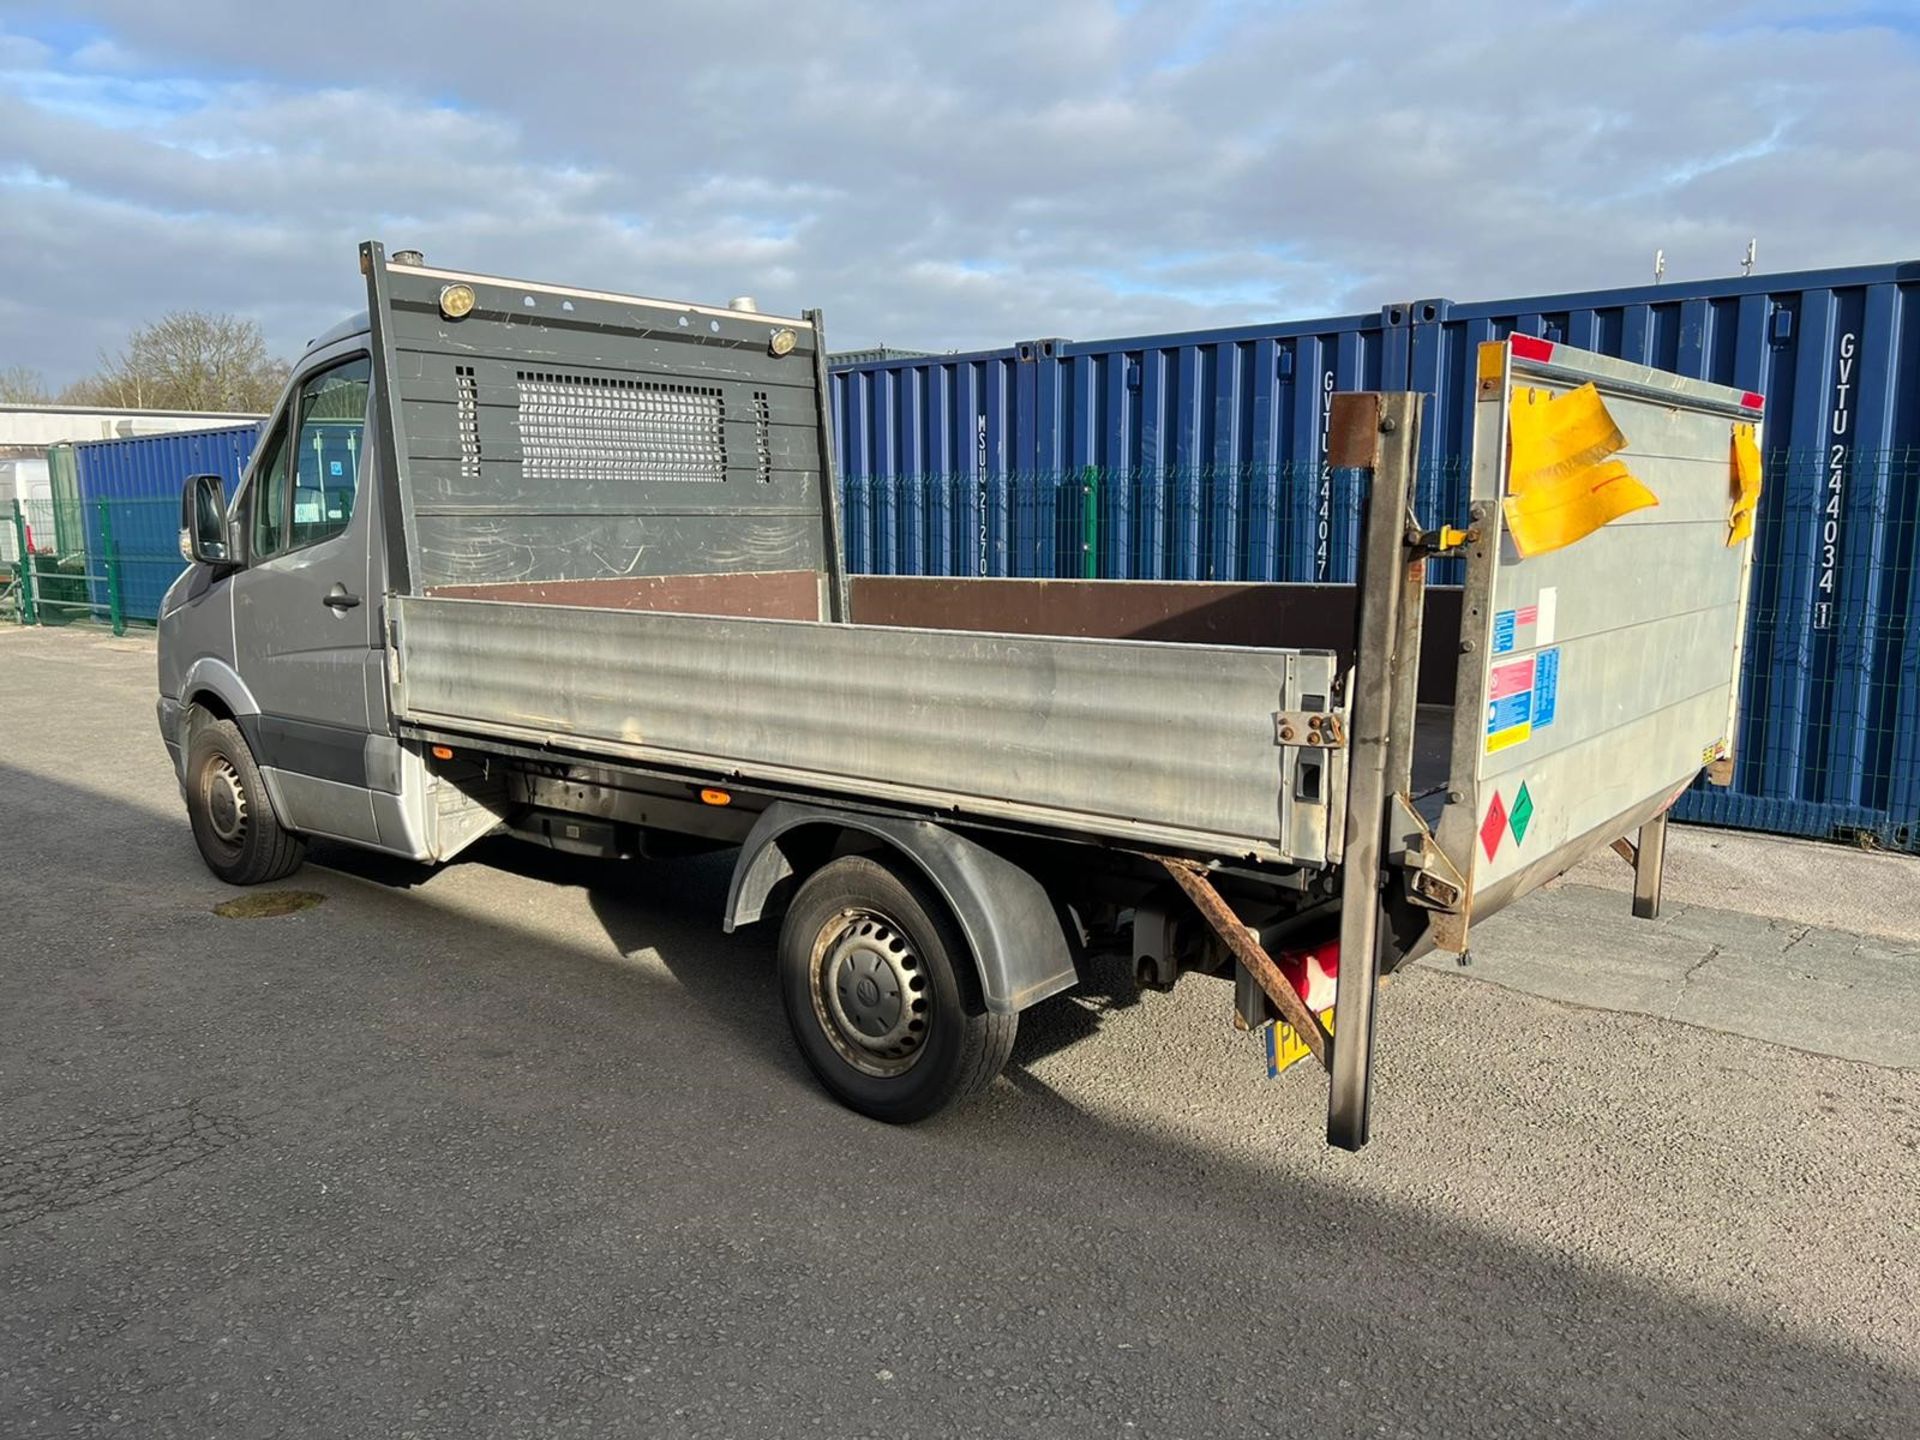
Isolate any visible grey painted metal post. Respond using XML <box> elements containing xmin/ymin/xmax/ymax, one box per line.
<box><xmin>1382</xmin><ymin>543</ymin><xmax>1427</xmax><ymax>798</ymax></box>
<box><xmin>1633</xmin><ymin>811</ymin><xmax>1668</xmax><ymax>920</ymax></box>
<box><xmin>805</xmin><ymin>308</ymin><xmax>852</xmax><ymax>623</ymax></box>
<box><xmin>1326</xmin><ymin>391</ymin><xmax>1422</xmax><ymax>1152</ymax></box>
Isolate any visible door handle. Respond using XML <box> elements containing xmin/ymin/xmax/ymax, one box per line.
<box><xmin>323</xmin><ymin>584</ymin><xmax>362</xmax><ymax>611</ymax></box>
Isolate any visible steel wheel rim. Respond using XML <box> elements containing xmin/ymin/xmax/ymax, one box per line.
<box><xmin>202</xmin><ymin>755</ymin><xmax>248</xmax><ymax>848</ymax></box>
<box><xmin>809</xmin><ymin>907</ymin><xmax>932</xmax><ymax>1077</ymax></box>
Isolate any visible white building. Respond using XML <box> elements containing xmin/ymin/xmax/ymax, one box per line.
<box><xmin>0</xmin><ymin>403</ymin><xmax>262</xmax><ymax>450</ymax></box>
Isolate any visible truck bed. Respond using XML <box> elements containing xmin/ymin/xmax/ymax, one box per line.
<box><xmin>390</xmin><ymin>582</ymin><xmax>1352</xmax><ymax>865</ymax></box>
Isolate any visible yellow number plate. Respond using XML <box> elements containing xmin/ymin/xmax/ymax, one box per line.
<box><xmin>1265</xmin><ymin>1008</ymin><xmax>1335</xmax><ymax>1077</ymax></box>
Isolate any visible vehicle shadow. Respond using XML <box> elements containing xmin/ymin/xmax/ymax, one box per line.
<box><xmin>314</xmin><ymin>833</ymin><xmax>1147</xmax><ymax>1082</ymax></box>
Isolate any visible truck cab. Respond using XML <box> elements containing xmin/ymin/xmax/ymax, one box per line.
<box><xmin>157</xmin><ymin>313</ymin><xmax>414</xmax><ymax>867</ymax></box>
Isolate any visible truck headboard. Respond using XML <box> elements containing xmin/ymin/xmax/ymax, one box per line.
<box><xmin>361</xmin><ymin>241</ymin><xmax>846</xmax><ymax>620</ymax></box>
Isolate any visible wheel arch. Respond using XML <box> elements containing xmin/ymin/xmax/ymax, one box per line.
<box><xmin>726</xmin><ymin>801</ymin><xmax>1079</xmax><ymax>1016</ymax></box>
<box><xmin>180</xmin><ymin>656</ymin><xmax>260</xmax><ymax>728</ymax></box>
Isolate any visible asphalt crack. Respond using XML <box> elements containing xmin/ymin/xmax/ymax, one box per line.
<box><xmin>0</xmin><ymin>1101</ymin><xmax>247</xmax><ymax>1230</ymax></box>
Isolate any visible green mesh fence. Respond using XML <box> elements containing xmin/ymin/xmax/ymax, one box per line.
<box><xmin>4</xmin><ymin>495</ymin><xmax>187</xmax><ymax>632</ymax></box>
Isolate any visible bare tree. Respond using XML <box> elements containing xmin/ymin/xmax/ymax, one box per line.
<box><xmin>61</xmin><ymin>312</ymin><xmax>289</xmax><ymax>413</ymax></box>
<box><xmin>0</xmin><ymin>365</ymin><xmax>51</xmax><ymax>403</ymax></box>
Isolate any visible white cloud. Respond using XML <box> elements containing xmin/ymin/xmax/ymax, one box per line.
<box><xmin>0</xmin><ymin>0</ymin><xmax>1914</xmax><ymax>384</ymax></box>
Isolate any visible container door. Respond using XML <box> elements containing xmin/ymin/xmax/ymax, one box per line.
<box><xmin>231</xmin><ymin>350</ymin><xmax>381</xmax><ymax>845</ymax></box>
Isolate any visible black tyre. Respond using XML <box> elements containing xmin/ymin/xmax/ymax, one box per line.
<box><xmin>778</xmin><ymin>854</ymin><xmax>1016</xmax><ymax>1123</ymax></box>
<box><xmin>184</xmin><ymin>710</ymin><xmax>307</xmax><ymax>885</ymax></box>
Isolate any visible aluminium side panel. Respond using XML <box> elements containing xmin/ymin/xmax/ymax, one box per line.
<box><xmin>390</xmin><ymin>594</ymin><xmax>1341</xmax><ymax>865</ymax></box>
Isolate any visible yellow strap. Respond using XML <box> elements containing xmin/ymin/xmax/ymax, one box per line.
<box><xmin>1503</xmin><ymin>459</ymin><xmax>1659</xmax><ymax>559</ymax></box>
<box><xmin>1508</xmin><ymin>383</ymin><xmax>1628</xmax><ymax>493</ymax></box>
<box><xmin>1504</xmin><ymin>383</ymin><xmax>1655</xmax><ymax>557</ymax></box>
<box><xmin>1729</xmin><ymin>422</ymin><xmax>1762</xmax><ymax>546</ymax></box>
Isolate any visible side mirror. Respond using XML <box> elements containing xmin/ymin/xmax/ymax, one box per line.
<box><xmin>180</xmin><ymin>473</ymin><xmax>232</xmax><ymax>566</ymax></box>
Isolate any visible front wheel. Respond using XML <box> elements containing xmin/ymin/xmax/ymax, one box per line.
<box><xmin>778</xmin><ymin>854</ymin><xmax>1016</xmax><ymax>1123</ymax></box>
<box><xmin>184</xmin><ymin>711</ymin><xmax>307</xmax><ymax>885</ymax></box>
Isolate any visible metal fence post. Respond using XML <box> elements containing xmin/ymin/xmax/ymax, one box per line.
<box><xmin>99</xmin><ymin>500</ymin><xmax>125</xmax><ymax>636</ymax></box>
<box><xmin>11</xmin><ymin>499</ymin><xmax>36</xmax><ymax>625</ymax></box>
<box><xmin>1080</xmin><ymin>466</ymin><xmax>1099</xmax><ymax>579</ymax></box>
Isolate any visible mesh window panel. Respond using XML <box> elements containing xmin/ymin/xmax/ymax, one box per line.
<box><xmin>517</xmin><ymin>371</ymin><xmax>728</xmax><ymax>482</ymax></box>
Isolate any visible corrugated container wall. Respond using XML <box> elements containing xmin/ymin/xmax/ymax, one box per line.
<box><xmin>831</xmin><ymin>311</ymin><xmax>1410</xmax><ymax>583</ymax></box>
<box><xmin>831</xmin><ymin>261</ymin><xmax>1920</xmax><ymax>851</ymax></box>
<box><xmin>71</xmin><ymin>423</ymin><xmax>263</xmax><ymax>622</ymax></box>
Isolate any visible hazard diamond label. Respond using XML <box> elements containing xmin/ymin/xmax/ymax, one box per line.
<box><xmin>1510</xmin><ymin>782</ymin><xmax>1535</xmax><ymax>844</ymax></box>
<box><xmin>1480</xmin><ymin>791</ymin><xmax>1508</xmax><ymax>861</ymax></box>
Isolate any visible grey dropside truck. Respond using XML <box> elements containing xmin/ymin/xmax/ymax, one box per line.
<box><xmin>158</xmin><ymin>243</ymin><xmax>1763</xmax><ymax>1149</ymax></box>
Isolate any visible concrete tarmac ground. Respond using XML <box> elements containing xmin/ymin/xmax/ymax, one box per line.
<box><xmin>3</xmin><ymin>625</ymin><xmax>1917</xmax><ymax>1439</ymax></box>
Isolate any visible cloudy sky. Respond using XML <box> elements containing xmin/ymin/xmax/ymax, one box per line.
<box><xmin>1</xmin><ymin>1</ymin><xmax>1915</xmax><ymax>385</ymax></box>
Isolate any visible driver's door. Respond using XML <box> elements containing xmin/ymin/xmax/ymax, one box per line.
<box><xmin>230</xmin><ymin>350</ymin><xmax>381</xmax><ymax>843</ymax></box>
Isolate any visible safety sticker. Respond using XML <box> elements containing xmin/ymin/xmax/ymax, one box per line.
<box><xmin>1480</xmin><ymin>783</ymin><xmax>1537</xmax><ymax>862</ymax></box>
<box><xmin>1532</xmin><ymin>647</ymin><xmax>1561</xmax><ymax>729</ymax></box>
<box><xmin>1509</xmin><ymin>781</ymin><xmax>1535</xmax><ymax>844</ymax></box>
<box><xmin>1486</xmin><ymin>655</ymin><xmax>1536</xmax><ymax>752</ymax></box>
<box><xmin>1493</xmin><ymin>593</ymin><xmax>1557</xmax><ymax>657</ymax></box>
<box><xmin>1480</xmin><ymin>790</ymin><xmax>1509</xmax><ymax>860</ymax></box>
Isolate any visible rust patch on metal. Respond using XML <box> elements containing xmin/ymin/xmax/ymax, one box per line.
<box><xmin>1327</xmin><ymin>391</ymin><xmax>1385</xmax><ymax>470</ymax></box>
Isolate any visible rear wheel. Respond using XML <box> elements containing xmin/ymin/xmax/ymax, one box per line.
<box><xmin>778</xmin><ymin>854</ymin><xmax>1015</xmax><ymax>1123</ymax></box>
<box><xmin>184</xmin><ymin>711</ymin><xmax>307</xmax><ymax>885</ymax></box>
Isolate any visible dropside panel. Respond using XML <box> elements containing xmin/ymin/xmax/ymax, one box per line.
<box><xmin>390</xmin><ymin>594</ymin><xmax>1341</xmax><ymax>865</ymax></box>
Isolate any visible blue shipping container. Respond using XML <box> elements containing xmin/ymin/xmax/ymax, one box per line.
<box><xmin>73</xmin><ymin>423</ymin><xmax>264</xmax><ymax>623</ymax></box>
<box><xmin>831</xmin><ymin>311</ymin><xmax>1411</xmax><ymax>583</ymax></box>
<box><xmin>831</xmin><ymin>260</ymin><xmax>1920</xmax><ymax>851</ymax></box>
